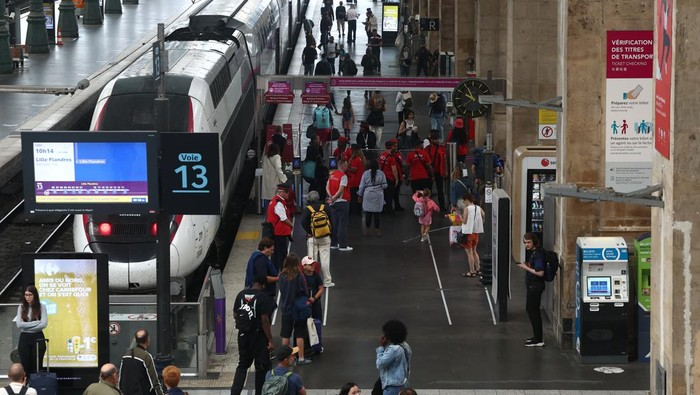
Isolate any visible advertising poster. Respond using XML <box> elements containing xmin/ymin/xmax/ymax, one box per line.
<box><xmin>605</xmin><ymin>31</ymin><xmax>654</xmax><ymax>193</ymax></box>
<box><xmin>655</xmin><ymin>0</ymin><xmax>673</xmax><ymax>158</ymax></box>
<box><xmin>34</xmin><ymin>258</ymin><xmax>99</xmax><ymax>368</ymax></box>
<box><xmin>382</xmin><ymin>5</ymin><xmax>399</xmax><ymax>32</ymax></box>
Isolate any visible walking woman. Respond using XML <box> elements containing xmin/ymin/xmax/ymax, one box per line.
<box><xmin>358</xmin><ymin>159</ymin><xmax>388</xmax><ymax>236</ymax></box>
<box><xmin>16</xmin><ymin>284</ymin><xmax>47</xmax><ymax>375</ymax></box>
<box><xmin>262</xmin><ymin>143</ymin><xmax>288</xmax><ymax>209</ymax></box>
<box><xmin>278</xmin><ymin>253</ymin><xmax>312</xmax><ymax>365</ymax></box>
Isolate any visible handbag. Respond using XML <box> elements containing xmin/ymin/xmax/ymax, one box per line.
<box><xmin>302</xmin><ymin>160</ymin><xmax>316</xmax><ymax>179</ymax></box>
<box><xmin>307</xmin><ymin>317</ymin><xmax>320</xmax><ymax>346</ymax></box>
<box><xmin>456</xmin><ymin>232</ymin><xmax>468</xmax><ymax>244</ymax></box>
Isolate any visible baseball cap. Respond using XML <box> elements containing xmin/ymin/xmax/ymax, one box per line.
<box><xmin>275</xmin><ymin>345</ymin><xmax>299</xmax><ymax>361</ymax></box>
<box><xmin>338</xmin><ymin>136</ymin><xmax>350</xmax><ymax>143</ymax></box>
<box><xmin>301</xmin><ymin>256</ymin><xmax>317</xmax><ymax>266</ymax></box>
<box><xmin>454</xmin><ymin>118</ymin><xmax>464</xmax><ymax>128</ymax></box>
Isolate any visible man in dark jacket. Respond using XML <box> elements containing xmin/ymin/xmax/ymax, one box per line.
<box><xmin>119</xmin><ymin>330</ymin><xmax>163</xmax><ymax>395</ymax></box>
<box><xmin>302</xmin><ymin>43</ymin><xmax>318</xmax><ymax>76</ymax></box>
<box><xmin>356</xmin><ymin>121</ymin><xmax>377</xmax><ymax>150</ymax></box>
<box><xmin>301</xmin><ymin>191</ymin><xmax>334</xmax><ymax>287</ymax></box>
<box><xmin>315</xmin><ymin>53</ymin><xmax>333</xmax><ymax>75</ymax></box>
<box><xmin>244</xmin><ymin>237</ymin><xmax>279</xmax><ymax>300</ymax></box>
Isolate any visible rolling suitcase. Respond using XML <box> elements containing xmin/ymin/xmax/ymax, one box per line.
<box><xmin>29</xmin><ymin>339</ymin><xmax>57</xmax><ymax>395</ymax></box>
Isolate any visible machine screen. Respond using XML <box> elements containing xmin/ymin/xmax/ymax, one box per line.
<box><xmin>587</xmin><ymin>276</ymin><xmax>612</xmax><ymax>297</ymax></box>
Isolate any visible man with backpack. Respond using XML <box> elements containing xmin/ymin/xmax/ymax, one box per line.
<box><xmin>231</xmin><ymin>274</ymin><xmax>276</xmax><ymax>395</ymax></box>
<box><xmin>262</xmin><ymin>346</ymin><xmax>306</xmax><ymax>395</ymax></box>
<box><xmin>1</xmin><ymin>363</ymin><xmax>37</xmax><ymax>395</ymax></box>
<box><xmin>515</xmin><ymin>232</ymin><xmax>546</xmax><ymax>348</ymax></box>
<box><xmin>301</xmin><ymin>191</ymin><xmax>334</xmax><ymax>287</ymax></box>
<box><xmin>428</xmin><ymin>92</ymin><xmax>447</xmax><ymax>140</ymax></box>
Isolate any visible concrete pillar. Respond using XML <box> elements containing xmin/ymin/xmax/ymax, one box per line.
<box><xmin>454</xmin><ymin>0</ymin><xmax>476</xmax><ymax>76</ymax></box>
<box><xmin>25</xmin><ymin>0</ymin><xmax>50</xmax><ymax>54</ymax></box>
<box><xmin>651</xmin><ymin>1</ymin><xmax>700</xmax><ymax>393</ymax></box>
<box><xmin>556</xmin><ymin>0</ymin><xmax>652</xmax><ymax>349</ymax></box>
<box><xmin>105</xmin><ymin>0</ymin><xmax>123</xmax><ymax>14</ymax></box>
<box><xmin>58</xmin><ymin>0</ymin><xmax>79</xmax><ymax>38</ymax></box>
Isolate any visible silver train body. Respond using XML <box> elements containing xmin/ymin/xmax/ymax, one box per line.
<box><xmin>73</xmin><ymin>0</ymin><xmax>298</xmax><ymax>292</ymax></box>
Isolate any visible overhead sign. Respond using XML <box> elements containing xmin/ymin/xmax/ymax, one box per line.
<box><xmin>301</xmin><ymin>81</ymin><xmax>330</xmax><ymax>105</ymax></box>
<box><xmin>605</xmin><ymin>30</ymin><xmax>654</xmax><ymax>193</ymax></box>
<box><xmin>538</xmin><ymin>109</ymin><xmax>558</xmax><ymax>140</ymax></box>
<box><xmin>420</xmin><ymin>18</ymin><xmax>439</xmax><ymax>31</ymax></box>
<box><xmin>329</xmin><ymin>77</ymin><xmax>462</xmax><ymax>91</ymax></box>
<box><xmin>160</xmin><ymin>133</ymin><xmax>220</xmax><ymax>215</ymax></box>
<box><xmin>265</xmin><ymin>80</ymin><xmax>294</xmax><ymax>104</ymax></box>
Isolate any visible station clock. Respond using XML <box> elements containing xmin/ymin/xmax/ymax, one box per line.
<box><xmin>452</xmin><ymin>79</ymin><xmax>492</xmax><ymax>118</ymax></box>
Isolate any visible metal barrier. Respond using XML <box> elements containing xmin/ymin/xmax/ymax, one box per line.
<box><xmin>0</xmin><ymin>268</ymin><xmax>215</xmax><ymax>378</ymax></box>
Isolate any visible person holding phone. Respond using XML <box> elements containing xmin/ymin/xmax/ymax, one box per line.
<box><xmin>515</xmin><ymin>232</ymin><xmax>546</xmax><ymax>347</ymax></box>
<box><xmin>15</xmin><ymin>285</ymin><xmax>47</xmax><ymax>376</ymax></box>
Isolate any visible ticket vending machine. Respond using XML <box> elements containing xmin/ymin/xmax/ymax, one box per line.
<box><xmin>575</xmin><ymin>237</ymin><xmax>630</xmax><ymax>363</ymax></box>
<box><xmin>635</xmin><ymin>234</ymin><xmax>651</xmax><ymax>362</ymax></box>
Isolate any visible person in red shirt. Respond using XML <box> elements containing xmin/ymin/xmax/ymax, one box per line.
<box><xmin>407</xmin><ymin>138</ymin><xmax>433</xmax><ymax>193</ymax></box>
<box><xmin>425</xmin><ymin>130</ymin><xmax>447</xmax><ymax>211</ymax></box>
<box><xmin>379</xmin><ymin>139</ymin><xmax>402</xmax><ymax>214</ymax></box>
<box><xmin>266</xmin><ymin>184</ymin><xmax>294</xmax><ymax>270</ymax></box>
<box><xmin>346</xmin><ymin>144</ymin><xmax>366</xmax><ymax>216</ymax></box>
<box><xmin>332</xmin><ymin>136</ymin><xmax>352</xmax><ymax>162</ymax></box>
<box><xmin>326</xmin><ymin>159</ymin><xmax>352</xmax><ymax>251</ymax></box>
<box><xmin>446</xmin><ymin>117</ymin><xmax>470</xmax><ymax>163</ymax></box>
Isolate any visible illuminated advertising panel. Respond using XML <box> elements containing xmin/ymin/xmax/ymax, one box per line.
<box><xmin>22</xmin><ymin>131</ymin><xmax>159</xmax><ymax>214</ymax></box>
<box><xmin>382</xmin><ymin>5</ymin><xmax>399</xmax><ymax>32</ymax></box>
<box><xmin>22</xmin><ymin>253</ymin><xmax>109</xmax><ymax>391</ymax></box>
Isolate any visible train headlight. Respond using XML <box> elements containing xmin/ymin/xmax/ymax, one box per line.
<box><xmin>98</xmin><ymin>222</ymin><xmax>112</xmax><ymax>236</ymax></box>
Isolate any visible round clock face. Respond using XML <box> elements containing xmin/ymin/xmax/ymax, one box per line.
<box><xmin>452</xmin><ymin>79</ymin><xmax>492</xmax><ymax>118</ymax></box>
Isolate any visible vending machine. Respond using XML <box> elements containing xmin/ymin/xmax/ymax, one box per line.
<box><xmin>512</xmin><ymin>146</ymin><xmax>557</xmax><ymax>263</ymax></box>
<box><xmin>575</xmin><ymin>237</ymin><xmax>630</xmax><ymax>364</ymax></box>
<box><xmin>635</xmin><ymin>233</ymin><xmax>651</xmax><ymax>362</ymax></box>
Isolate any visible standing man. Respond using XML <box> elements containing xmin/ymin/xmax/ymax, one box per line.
<box><xmin>363</xmin><ymin>9</ymin><xmax>377</xmax><ymax>41</ymax></box>
<box><xmin>515</xmin><ymin>232</ymin><xmax>546</xmax><ymax>347</ymax></box>
<box><xmin>0</xmin><ymin>364</ymin><xmax>37</xmax><ymax>395</ymax></box>
<box><xmin>415</xmin><ymin>43</ymin><xmax>431</xmax><ymax>76</ymax></box>
<box><xmin>230</xmin><ymin>275</ymin><xmax>275</xmax><ymax>395</ymax></box>
<box><xmin>406</xmin><ymin>139</ymin><xmax>433</xmax><ymax>193</ymax></box>
<box><xmin>326</xmin><ymin>159</ymin><xmax>352</xmax><ymax>251</ymax></box>
<box><xmin>119</xmin><ymin>330</ymin><xmax>164</xmax><ymax>395</ymax></box>
<box><xmin>244</xmin><ymin>237</ymin><xmax>279</xmax><ymax>301</ymax></box>
<box><xmin>301</xmin><ymin>191</ymin><xmax>334</xmax><ymax>287</ymax></box>
<box><xmin>83</xmin><ymin>363</ymin><xmax>121</xmax><ymax>395</ymax></box>
<box><xmin>335</xmin><ymin>1</ymin><xmax>347</xmax><ymax>38</ymax></box>
<box><xmin>428</xmin><ymin>92</ymin><xmax>447</xmax><ymax>139</ymax></box>
<box><xmin>267</xmin><ymin>184</ymin><xmax>294</xmax><ymax>270</ymax></box>
<box><xmin>369</xmin><ymin>29</ymin><xmax>383</xmax><ymax>73</ymax></box>
<box><xmin>425</xmin><ymin>130</ymin><xmax>447</xmax><ymax>211</ymax></box>
<box><xmin>302</xmin><ymin>43</ymin><xmax>317</xmax><ymax>76</ymax></box>
<box><xmin>325</xmin><ymin>36</ymin><xmax>338</xmax><ymax>75</ymax></box>
<box><xmin>265</xmin><ymin>346</ymin><xmax>307</xmax><ymax>395</ymax></box>
<box><xmin>346</xmin><ymin>4</ymin><xmax>358</xmax><ymax>44</ymax></box>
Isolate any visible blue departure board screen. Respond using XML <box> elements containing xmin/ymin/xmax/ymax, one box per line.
<box><xmin>587</xmin><ymin>276</ymin><xmax>612</xmax><ymax>297</ymax></box>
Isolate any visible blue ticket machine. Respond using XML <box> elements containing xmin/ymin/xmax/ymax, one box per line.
<box><xmin>575</xmin><ymin>237</ymin><xmax>630</xmax><ymax>363</ymax></box>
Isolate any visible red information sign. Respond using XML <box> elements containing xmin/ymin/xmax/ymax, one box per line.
<box><xmin>654</xmin><ymin>0</ymin><xmax>672</xmax><ymax>159</ymax></box>
<box><xmin>606</xmin><ymin>31</ymin><xmax>653</xmax><ymax>79</ymax></box>
<box><xmin>301</xmin><ymin>81</ymin><xmax>330</xmax><ymax>104</ymax></box>
<box><xmin>265</xmin><ymin>124</ymin><xmax>294</xmax><ymax>163</ymax></box>
<box><xmin>265</xmin><ymin>81</ymin><xmax>294</xmax><ymax>104</ymax></box>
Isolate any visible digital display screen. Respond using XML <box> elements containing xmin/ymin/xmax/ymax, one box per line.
<box><xmin>329</xmin><ymin>156</ymin><xmax>338</xmax><ymax>170</ymax></box>
<box><xmin>587</xmin><ymin>276</ymin><xmax>612</xmax><ymax>297</ymax></box>
<box><xmin>33</xmin><ymin>142</ymin><xmax>149</xmax><ymax>204</ymax></box>
<box><xmin>292</xmin><ymin>157</ymin><xmax>301</xmax><ymax>170</ymax></box>
<box><xmin>22</xmin><ymin>253</ymin><xmax>109</xmax><ymax>390</ymax></box>
<box><xmin>22</xmin><ymin>131</ymin><xmax>159</xmax><ymax>214</ymax></box>
<box><xmin>382</xmin><ymin>5</ymin><xmax>399</xmax><ymax>32</ymax></box>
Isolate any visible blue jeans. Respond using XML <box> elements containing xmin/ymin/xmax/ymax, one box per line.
<box><xmin>330</xmin><ymin>200</ymin><xmax>349</xmax><ymax>248</ymax></box>
<box><xmin>304</xmin><ymin>64</ymin><xmax>314</xmax><ymax>75</ymax></box>
<box><xmin>430</xmin><ymin>114</ymin><xmax>445</xmax><ymax>139</ymax></box>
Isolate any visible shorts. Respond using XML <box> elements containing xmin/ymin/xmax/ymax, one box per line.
<box><xmin>464</xmin><ymin>233</ymin><xmax>479</xmax><ymax>249</ymax></box>
<box><xmin>280</xmin><ymin>316</ymin><xmax>308</xmax><ymax>339</ymax></box>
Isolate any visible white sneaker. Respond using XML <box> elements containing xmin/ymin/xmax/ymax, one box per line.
<box><xmin>324</xmin><ymin>282</ymin><xmax>336</xmax><ymax>288</ymax></box>
<box><xmin>339</xmin><ymin>246</ymin><xmax>354</xmax><ymax>251</ymax></box>
<box><xmin>330</xmin><ymin>245</ymin><xmax>339</xmax><ymax>250</ymax></box>
<box><xmin>420</xmin><ymin>235</ymin><xmax>426</xmax><ymax>242</ymax></box>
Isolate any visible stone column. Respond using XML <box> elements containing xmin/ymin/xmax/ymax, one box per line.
<box><xmin>556</xmin><ymin>0</ymin><xmax>652</xmax><ymax>348</ymax></box>
<box><xmin>651</xmin><ymin>1</ymin><xmax>700</xmax><ymax>393</ymax></box>
<box><xmin>454</xmin><ymin>0</ymin><xmax>476</xmax><ymax>76</ymax></box>
<box><xmin>58</xmin><ymin>0</ymin><xmax>79</xmax><ymax>38</ymax></box>
<box><xmin>0</xmin><ymin>0</ymin><xmax>13</xmax><ymax>73</ymax></box>
<box><xmin>26</xmin><ymin>0</ymin><xmax>49</xmax><ymax>54</ymax></box>
<box><xmin>83</xmin><ymin>0</ymin><xmax>103</xmax><ymax>25</ymax></box>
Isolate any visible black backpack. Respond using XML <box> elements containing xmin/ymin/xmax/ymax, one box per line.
<box><xmin>235</xmin><ymin>294</ymin><xmax>259</xmax><ymax>333</ymax></box>
<box><xmin>542</xmin><ymin>250</ymin><xmax>560</xmax><ymax>282</ymax></box>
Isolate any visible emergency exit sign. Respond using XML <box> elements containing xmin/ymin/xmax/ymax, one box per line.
<box><xmin>420</xmin><ymin>18</ymin><xmax>440</xmax><ymax>31</ymax></box>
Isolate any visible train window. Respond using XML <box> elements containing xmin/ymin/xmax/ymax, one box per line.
<box><xmin>99</xmin><ymin>94</ymin><xmax>191</xmax><ymax>132</ymax></box>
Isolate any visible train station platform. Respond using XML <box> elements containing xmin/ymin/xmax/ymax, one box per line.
<box><xmin>0</xmin><ymin>0</ymin><xmax>651</xmax><ymax>393</ymax></box>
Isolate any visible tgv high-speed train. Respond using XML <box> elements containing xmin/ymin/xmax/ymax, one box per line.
<box><xmin>73</xmin><ymin>0</ymin><xmax>301</xmax><ymax>292</ymax></box>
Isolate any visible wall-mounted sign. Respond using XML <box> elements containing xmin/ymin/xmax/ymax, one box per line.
<box><xmin>265</xmin><ymin>81</ymin><xmax>294</xmax><ymax>104</ymax></box>
<box><xmin>301</xmin><ymin>81</ymin><xmax>330</xmax><ymax>105</ymax></box>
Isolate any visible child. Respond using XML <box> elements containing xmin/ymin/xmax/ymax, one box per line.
<box><xmin>412</xmin><ymin>188</ymin><xmax>440</xmax><ymax>242</ymax></box>
<box><xmin>301</xmin><ymin>256</ymin><xmax>325</xmax><ymax>320</ymax></box>
<box><xmin>339</xmin><ymin>97</ymin><xmax>355</xmax><ymax>138</ymax></box>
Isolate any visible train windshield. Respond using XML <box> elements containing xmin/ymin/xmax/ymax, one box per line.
<box><xmin>98</xmin><ymin>94</ymin><xmax>192</xmax><ymax>131</ymax></box>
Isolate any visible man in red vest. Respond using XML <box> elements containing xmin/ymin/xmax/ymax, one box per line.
<box><xmin>425</xmin><ymin>130</ymin><xmax>447</xmax><ymax>211</ymax></box>
<box><xmin>407</xmin><ymin>137</ymin><xmax>434</xmax><ymax>193</ymax></box>
<box><xmin>266</xmin><ymin>184</ymin><xmax>294</xmax><ymax>269</ymax></box>
<box><xmin>379</xmin><ymin>139</ymin><xmax>403</xmax><ymax>215</ymax></box>
<box><xmin>326</xmin><ymin>159</ymin><xmax>352</xmax><ymax>251</ymax></box>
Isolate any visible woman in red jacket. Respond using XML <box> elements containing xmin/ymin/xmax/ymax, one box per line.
<box><xmin>446</xmin><ymin>117</ymin><xmax>469</xmax><ymax>163</ymax></box>
<box><xmin>347</xmin><ymin>144</ymin><xmax>366</xmax><ymax>216</ymax></box>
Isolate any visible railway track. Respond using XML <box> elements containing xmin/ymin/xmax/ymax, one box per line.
<box><xmin>0</xmin><ymin>196</ymin><xmax>74</xmax><ymax>301</ymax></box>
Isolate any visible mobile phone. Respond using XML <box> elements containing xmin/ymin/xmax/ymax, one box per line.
<box><xmin>292</xmin><ymin>157</ymin><xmax>301</xmax><ymax>170</ymax></box>
<box><xmin>329</xmin><ymin>156</ymin><xmax>338</xmax><ymax>170</ymax></box>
